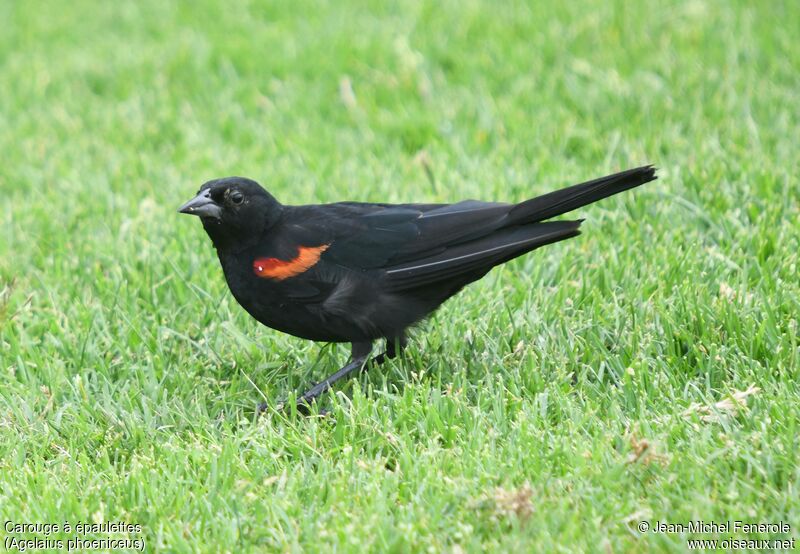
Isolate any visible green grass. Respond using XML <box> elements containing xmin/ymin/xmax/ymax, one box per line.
<box><xmin>1</xmin><ymin>0</ymin><xmax>799</xmax><ymax>551</ymax></box>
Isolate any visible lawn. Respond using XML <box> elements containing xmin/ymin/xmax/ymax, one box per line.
<box><xmin>1</xmin><ymin>0</ymin><xmax>798</xmax><ymax>552</ymax></box>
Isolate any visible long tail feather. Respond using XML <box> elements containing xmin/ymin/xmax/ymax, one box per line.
<box><xmin>509</xmin><ymin>165</ymin><xmax>656</xmax><ymax>224</ymax></box>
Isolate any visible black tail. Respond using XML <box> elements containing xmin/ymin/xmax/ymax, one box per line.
<box><xmin>509</xmin><ymin>165</ymin><xmax>657</xmax><ymax>224</ymax></box>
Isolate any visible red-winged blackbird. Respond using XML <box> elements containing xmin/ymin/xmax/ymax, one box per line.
<box><xmin>179</xmin><ymin>165</ymin><xmax>656</xmax><ymax>412</ymax></box>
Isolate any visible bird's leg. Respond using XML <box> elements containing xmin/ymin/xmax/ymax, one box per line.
<box><xmin>368</xmin><ymin>334</ymin><xmax>407</xmax><ymax>366</ymax></box>
<box><xmin>350</xmin><ymin>340</ymin><xmax>374</xmax><ymax>360</ymax></box>
<box><xmin>297</xmin><ymin>336</ymin><xmax>407</xmax><ymax>407</ymax></box>
<box><xmin>289</xmin><ymin>341</ymin><xmax>373</xmax><ymax>412</ymax></box>
<box><xmin>260</xmin><ymin>337</ymin><xmax>406</xmax><ymax>416</ymax></box>
<box><xmin>384</xmin><ymin>334</ymin><xmax>407</xmax><ymax>361</ymax></box>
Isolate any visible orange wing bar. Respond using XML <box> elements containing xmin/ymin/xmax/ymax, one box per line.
<box><xmin>253</xmin><ymin>244</ymin><xmax>330</xmax><ymax>280</ymax></box>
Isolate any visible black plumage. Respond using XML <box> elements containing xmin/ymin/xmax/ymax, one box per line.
<box><xmin>179</xmin><ymin>165</ymin><xmax>656</xmax><ymax>411</ymax></box>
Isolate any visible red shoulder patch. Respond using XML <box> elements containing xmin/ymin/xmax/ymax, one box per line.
<box><xmin>253</xmin><ymin>244</ymin><xmax>330</xmax><ymax>280</ymax></box>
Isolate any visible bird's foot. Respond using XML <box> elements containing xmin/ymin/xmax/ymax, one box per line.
<box><xmin>259</xmin><ymin>351</ymin><xmax>389</xmax><ymax>417</ymax></box>
<box><xmin>256</xmin><ymin>393</ymin><xmax>331</xmax><ymax>417</ymax></box>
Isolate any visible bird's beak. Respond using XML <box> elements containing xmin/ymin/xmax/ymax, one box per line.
<box><xmin>178</xmin><ymin>190</ymin><xmax>222</xmax><ymax>220</ymax></box>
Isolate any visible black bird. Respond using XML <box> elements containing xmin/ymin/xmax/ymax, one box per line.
<box><xmin>179</xmin><ymin>165</ymin><xmax>656</xmax><ymax>412</ymax></box>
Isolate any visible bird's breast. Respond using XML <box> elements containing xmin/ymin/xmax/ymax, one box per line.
<box><xmin>216</xmin><ymin>248</ymin><xmax>357</xmax><ymax>341</ymax></box>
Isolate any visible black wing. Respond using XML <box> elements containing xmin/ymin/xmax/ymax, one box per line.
<box><xmin>297</xmin><ymin>166</ymin><xmax>656</xmax><ymax>291</ymax></box>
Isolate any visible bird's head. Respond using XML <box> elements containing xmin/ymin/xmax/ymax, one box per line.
<box><xmin>178</xmin><ymin>177</ymin><xmax>283</xmax><ymax>250</ymax></box>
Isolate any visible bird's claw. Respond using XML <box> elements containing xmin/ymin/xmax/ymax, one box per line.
<box><xmin>256</xmin><ymin>397</ymin><xmax>331</xmax><ymax>417</ymax></box>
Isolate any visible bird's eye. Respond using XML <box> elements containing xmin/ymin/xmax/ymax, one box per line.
<box><xmin>230</xmin><ymin>191</ymin><xmax>244</xmax><ymax>205</ymax></box>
